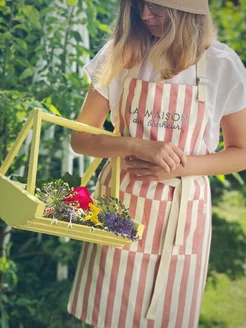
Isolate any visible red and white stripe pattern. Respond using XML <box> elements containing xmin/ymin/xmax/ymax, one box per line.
<box><xmin>68</xmin><ymin>60</ymin><xmax>212</xmax><ymax>327</ymax></box>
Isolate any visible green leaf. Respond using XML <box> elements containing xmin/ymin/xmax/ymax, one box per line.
<box><xmin>21</xmin><ymin>5</ymin><xmax>41</xmax><ymax>30</ymax></box>
<box><xmin>0</xmin><ymin>17</ymin><xmax>7</xmax><ymax>25</ymax></box>
<box><xmin>0</xmin><ymin>256</ymin><xmax>9</xmax><ymax>272</ymax></box>
<box><xmin>15</xmin><ymin>297</ymin><xmax>35</xmax><ymax>307</ymax></box>
<box><xmin>14</xmin><ymin>38</ymin><xmax>27</xmax><ymax>51</ymax></box>
<box><xmin>43</xmin><ymin>96</ymin><xmax>51</xmax><ymax>105</ymax></box>
<box><xmin>19</xmin><ymin>67</ymin><xmax>35</xmax><ymax>80</ymax></box>
<box><xmin>216</xmin><ymin>174</ymin><xmax>230</xmax><ymax>187</ymax></box>
<box><xmin>75</xmin><ymin>45</ymin><xmax>93</xmax><ymax>57</ymax></box>
<box><xmin>66</xmin><ymin>0</ymin><xmax>77</xmax><ymax>5</ymax></box>
<box><xmin>39</xmin><ymin>7</ymin><xmax>55</xmax><ymax>18</ymax></box>
<box><xmin>70</xmin><ymin>30</ymin><xmax>83</xmax><ymax>42</ymax></box>
<box><xmin>0</xmin><ymin>31</ymin><xmax>11</xmax><ymax>43</ymax></box>
<box><xmin>0</xmin><ymin>0</ymin><xmax>6</xmax><ymax>6</ymax></box>
<box><xmin>96</xmin><ymin>22</ymin><xmax>112</xmax><ymax>34</ymax></box>
<box><xmin>217</xmin><ymin>174</ymin><xmax>225</xmax><ymax>182</ymax></box>
<box><xmin>61</xmin><ymin>172</ymin><xmax>81</xmax><ymax>188</ymax></box>
<box><xmin>44</xmin><ymin>103</ymin><xmax>62</xmax><ymax>117</ymax></box>
<box><xmin>28</xmin><ymin>101</ymin><xmax>45</xmax><ymax>110</ymax></box>
<box><xmin>41</xmin><ymin>98</ymin><xmax>61</xmax><ymax>116</ymax></box>
<box><xmin>14</xmin><ymin>56</ymin><xmax>31</xmax><ymax>68</ymax></box>
<box><xmin>12</xmin><ymin>23</ymin><xmax>28</xmax><ymax>32</ymax></box>
<box><xmin>232</xmin><ymin>172</ymin><xmax>244</xmax><ymax>185</ymax></box>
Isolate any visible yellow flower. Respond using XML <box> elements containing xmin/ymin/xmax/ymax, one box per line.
<box><xmin>85</xmin><ymin>214</ymin><xmax>100</xmax><ymax>225</ymax></box>
<box><xmin>85</xmin><ymin>203</ymin><xmax>102</xmax><ymax>226</ymax></box>
<box><xmin>89</xmin><ymin>203</ymin><xmax>101</xmax><ymax>214</ymax></box>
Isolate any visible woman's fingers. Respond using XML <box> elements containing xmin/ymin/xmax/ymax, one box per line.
<box><xmin>163</xmin><ymin>153</ymin><xmax>181</xmax><ymax>171</ymax></box>
<box><xmin>156</xmin><ymin>150</ymin><xmax>181</xmax><ymax>172</ymax></box>
<box><xmin>131</xmin><ymin>140</ymin><xmax>187</xmax><ymax>172</ymax></box>
<box><xmin>126</xmin><ymin>154</ymin><xmax>181</xmax><ymax>173</ymax></box>
<box><xmin>172</xmin><ymin>145</ymin><xmax>187</xmax><ymax>167</ymax></box>
<box><xmin>160</xmin><ymin>145</ymin><xmax>186</xmax><ymax>171</ymax></box>
<box><xmin>125</xmin><ymin>158</ymin><xmax>155</xmax><ymax>168</ymax></box>
<box><xmin>126</xmin><ymin>157</ymin><xmax>172</xmax><ymax>173</ymax></box>
<box><xmin>125</xmin><ymin>157</ymin><xmax>171</xmax><ymax>175</ymax></box>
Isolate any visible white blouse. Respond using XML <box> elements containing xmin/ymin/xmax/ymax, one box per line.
<box><xmin>83</xmin><ymin>40</ymin><xmax>246</xmax><ymax>153</ymax></box>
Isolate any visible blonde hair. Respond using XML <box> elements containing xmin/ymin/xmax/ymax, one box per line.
<box><xmin>95</xmin><ymin>0</ymin><xmax>217</xmax><ymax>87</ymax></box>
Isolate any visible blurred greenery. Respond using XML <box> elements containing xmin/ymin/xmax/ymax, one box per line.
<box><xmin>199</xmin><ymin>190</ymin><xmax>246</xmax><ymax>328</ymax></box>
<box><xmin>0</xmin><ymin>0</ymin><xmax>245</xmax><ymax>327</ymax></box>
<box><xmin>209</xmin><ymin>0</ymin><xmax>246</xmax><ymax>64</ymax></box>
<box><xmin>0</xmin><ymin>0</ymin><xmax>116</xmax><ymax>327</ymax></box>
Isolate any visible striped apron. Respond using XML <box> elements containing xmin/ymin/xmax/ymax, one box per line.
<box><xmin>68</xmin><ymin>53</ymin><xmax>212</xmax><ymax>328</ymax></box>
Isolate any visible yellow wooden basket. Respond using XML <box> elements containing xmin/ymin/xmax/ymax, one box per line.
<box><xmin>0</xmin><ymin>108</ymin><xmax>144</xmax><ymax>247</ymax></box>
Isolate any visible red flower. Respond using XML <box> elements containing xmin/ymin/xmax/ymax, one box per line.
<box><xmin>63</xmin><ymin>187</ymin><xmax>93</xmax><ymax>210</ymax></box>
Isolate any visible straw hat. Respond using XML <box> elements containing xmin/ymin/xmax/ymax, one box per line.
<box><xmin>148</xmin><ymin>0</ymin><xmax>210</xmax><ymax>15</ymax></box>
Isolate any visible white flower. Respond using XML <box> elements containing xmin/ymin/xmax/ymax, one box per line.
<box><xmin>51</xmin><ymin>217</ymin><xmax>58</xmax><ymax>225</ymax></box>
<box><xmin>68</xmin><ymin>211</ymin><xmax>74</xmax><ymax>229</ymax></box>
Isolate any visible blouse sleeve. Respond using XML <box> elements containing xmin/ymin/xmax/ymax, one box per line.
<box><xmin>215</xmin><ymin>46</ymin><xmax>246</xmax><ymax>119</ymax></box>
<box><xmin>83</xmin><ymin>41</ymin><xmax>128</xmax><ymax>126</ymax></box>
<box><xmin>83</xmin><ymin>41</ymin><xmax>112</xmax><ymax>100</ymax></box>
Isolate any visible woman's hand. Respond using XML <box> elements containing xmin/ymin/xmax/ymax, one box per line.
<box><xmin>125</xmin><ymin>156</ymin><xmax>181</xmax><ymax>181</ymax></box>
<box><xmin>131</xmin><ymin>139</ymin><xmax>187</xmax><ymax>173</ymax></box>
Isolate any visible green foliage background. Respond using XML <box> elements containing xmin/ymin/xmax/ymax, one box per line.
<box><xmin>0</xmin><ymin>0</ymin><xmax>245</xmax><ymax>327</ymax></box>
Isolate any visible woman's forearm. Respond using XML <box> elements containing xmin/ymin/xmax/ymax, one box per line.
<box><xmin>71</xmin><ymin>132</ymin><xmax>135</xmax><ymax>158</ymax></box>
<box><xmin>178</xmin><ymin>147</ymin><xmax>246</xmax><ymax>177</ymax></box>
<box><xmin>71</xmin><ymin>133</ymin><xmax>187</xmax><ymax>172</ymax></box>
<box><xmin>71</xmin><ymin>131</ymin><xmax>246</xmax><ymax>176</ymax></box>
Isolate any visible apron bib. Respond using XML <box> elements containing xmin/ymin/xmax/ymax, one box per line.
<box><xmin>68</xmin><ymin>54</ymin><xmax>212</xmax><ymax>328</ymax></box>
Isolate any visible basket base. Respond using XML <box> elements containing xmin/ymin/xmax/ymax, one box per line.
<box><xmin>14</xmin><ymin>216</ymin><xmax>142</xmax><ymax>247</ymax></box>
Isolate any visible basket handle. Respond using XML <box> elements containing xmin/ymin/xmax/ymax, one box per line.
<box><xmin>0</xmin><ymin>108</ymin><xmax>121</xmax><ymax>198</ymax></box>
<box><xmin>80</xmin><ymin>118</ymin><xmax>121</xmax><ymax>198</ymax></box>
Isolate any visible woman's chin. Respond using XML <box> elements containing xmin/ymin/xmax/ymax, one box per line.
<box><xmin>147</xmin><ymin>27</ymin><xmax>162</xmax><ymax>37</ymax></box>
<box><xmin>150</xmin><ymin>31</ymin><xmax>162</xmax><ymax>37</ymax></box>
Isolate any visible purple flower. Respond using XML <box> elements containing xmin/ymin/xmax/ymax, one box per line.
<box><xmin>70</xmin><ymin>209</ymin><xmax>77</xmax><ymax>222</ymax></box>
<box><xmin>103</xmin><ymin>212</ymin><xmax>138</xmax><ymax>241</ymax></box>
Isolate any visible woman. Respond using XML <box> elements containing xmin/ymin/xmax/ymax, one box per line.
<box><xmin>67</xmin><ymin>0</ymin><xmax>246</xmax><ymax>327</ymax></box>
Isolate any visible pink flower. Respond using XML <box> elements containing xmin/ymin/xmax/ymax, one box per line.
<box><xmin>62</xmin><ymin>187</ymin><xmax>93</xmax><ymax>211</ymax></box>
<box><xmin>45</xmin><ymin>208</ymin><xmax>54</xmax><ymax>216</ymax></box>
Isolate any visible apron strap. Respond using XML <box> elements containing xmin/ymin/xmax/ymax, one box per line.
<box><xmin>174</xmin><ymin>177</ymin><xmax>191</xmax><ymax>245</ymax></box>
<box><xmin>196</xmin><ymin>53</ymin><xmax>207</xmax><ymax>103</ymax></box>
<box><xmin>146</xmin><ymin>176</ymin><xmax>195</xmax><ymax>320</ymax></box>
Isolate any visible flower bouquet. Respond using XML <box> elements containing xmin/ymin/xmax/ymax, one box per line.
<box><xmin>35</xmin><ymin>179</ymin><xmax>140</xmax><ymax>242</ymax></box>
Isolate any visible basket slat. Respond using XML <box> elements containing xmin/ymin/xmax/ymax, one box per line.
<box><xmin>41</xmin><ymin>112</ymin><xmax>121</xmax><ymax>137</ymax></box>
<box><xmin>27</xmin><ymin>108</ymin><xmax>42</xmax><ymax>195</ymax></box>
<box><xmin>81</xmin><ymin>157</ymin><xmax>103</xmax><ymax>187</ymax></box>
